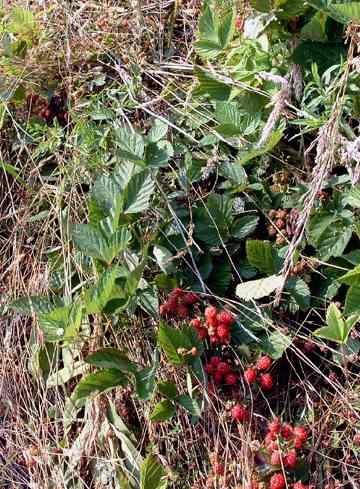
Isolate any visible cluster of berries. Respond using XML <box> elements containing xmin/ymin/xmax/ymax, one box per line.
<box><xmin>264</xmin><ymin>418</ymin><xmax>309</xmax><ymax>489</ymax></box>
<box><xmin>205</xmin><ymin>356</ymin><xmax>237</xmax><ymax>385</ymax></box>
<box><xmin>288</xmin><ymin>258</ymin><xmax>309</xmax><ymax>278</ymax></box>
<box><xmin>191</xmin><ymin>306</ymin><xmax>235</xmax><ymax>345</ymax></box>
<box><xmin>159</xmin><ymin>288</ymin><xmax>199</xmax><ymax>319</ymax></box>
<box><xmin>27</xmin><ymin>92</ymin><xmax>68</xmax><ymax>126</ymax></box>
<box><xmin>269</xmin><ymin>473</ymin><xmax>310</xmax><ymax>489</ymax></box>
<box><xmin>267</xmin><ymin>208</ymin><xmax>299</xmax><ymax>246</ymax></box>
<box><xmin>244</xmin><ymin>356</ymin><xmax>273</xmax><ymax>391</ymax></box>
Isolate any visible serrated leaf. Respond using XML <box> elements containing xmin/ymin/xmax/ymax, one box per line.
<box><xmin>344</xmin><ymin>285</ymin><xmax>360</xmax><ymax>315</ymax></box>
<box><xmin>153</xmin><ymin>245</ymin><xmax>176</xmax><ymax>274</ymax></box>
<box><xmin>85</xmin><ymin>348</ymin><xmax>138</xmax><ymax>373</ymax></box>
<box><xmin>286</xmin><ymin>277</ymin><xmax>311</xmax><ymax>311</ymax></box>
<box><xmin>260</xmin><ymin>329</ymin><xmax>292</xmax><ymax>359</ymax></box>
<box><xmin>72</xmin><ymin>224</ymin><xmax>111</xmax><ymax>262</ymax></box>
<box><xmin>38</xmin><ymin>304</ymin><xmax>82</xmax><ymax>343</ymax></box>
<box><xmin>177</xmin><ymin>394</ymin><xmax>201</xmax><ymax>418</ymax></box>
<box><xmin>246</xmin><ymin>240</ymin><xmax>277</xmax><ymax>275</ymax></box>
<box><xmin>194</xmin><ymin>68</ymin><xmax>231</xmax><ymax>101</ymax></box>
<box><xmin>236</xmin><ymin>275</ymin><xmax>285</xmax><ymax>301</ymax></box>
<box><xmin>145</xmin><ymin>141</ymin><xmax>173</xmax><ymax>167</ymax></box>
<box><xmin>338</xmin><ymin>264</ymin><xmax>360</xmax><ymax>286</ymax></box>
<box><xmin>314</xmin><ymin>302</ymin><xmax>358</xmax><ymax>344</ymax></box>
<box><xmin>149</xmin><ymin>400</ymin><xmax>175</xmax><ymax>422</ymax></box>
<box><xmin>115</xmin><ymin>128</ymin><xmax>145</xmax><ymax>163</ymax></box>
<box><xmin>72</xmin><ymin>368</ymin><xmax>128</xmax><ymax>406</ymax></box>
<box><xmin>332</xmin><ymin>2</ymin><xmax>360</xmax><ymax>22</ymax></box>
<box><xmin>147</xmin><ymin>120</ymin><xmax>168</xmax><ymax>143</ymax></box>
<box><xmin>232</xmin><ymin>215</ymin><xmax>258</xmax><ymax>240</ymax></box>
<box><xmin>316</xmin><ymin>222</ymin><xmax>352</xmax><ymax>261</ymax></box>
<box><xmin>135</xmin><ymin>349</ymin><xmax>160</xmax><ymax>401</ymax></box>
<box><xmin>8</xmin><ymin>295</ymin><xmax>63</xmax><ymax>315</ymax></box>
<box><xmin>346</xmin><ymin>184</ymin><xmax>360</xmax><ymax>208</ymax></box>
<box><xmin>218</xmin><ymin>9</ymin><xmax>235</xmax><ymax>48</ymax></box>
<box><xmin>140</xmin><ymin>455</ymin><xmax>167</xmax><ymax>489</ymax></box>
<box><xmin>193</xmin><ymin>39</ymin><xmax>223</xmax><ymax>58</ymax></box>
<box><xmin>198</xmin><ymin>5</ymin><xmax>219</xmax><ymax>42</ymax></box>
<box><xmin>158</xmin><ymin>382</ymin><xmax>178</xmax><ymax>400</ymax></box>
<box><xmin>220</xmin><ymin>162</ymin><xmax>248</xmax><ymax>186</ymax></box>
<box><xmin>123</xmin><ymin>170</ymin><xmax>155</xmax><ymax>214</ymax></box>
<box><xmin>85</xmin><ymin>267</ymin><xmax>122</xmax><ymax>314</ymax></box>
<box><xmin>157</xmin><ymin>323</ymin><xmax>193</xmax><ymax>365</ymax></box>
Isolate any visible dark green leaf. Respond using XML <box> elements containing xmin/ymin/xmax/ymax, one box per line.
<box><xmin>149</xmin><ymin>400</ymin><xmax>175</xmax><ymax>422</ymax></box>
<box><xmin>158</xmin><ymin>382</ymin><xmax>178</xmax><ymax>400</ymax></box>
<box><xmin>232</xmin><ymin>215</ymin><xmax>258</xmax><ymax>240</ymax></box>
<box><xmin>177</xmin><ymin>394</ymin><xmax>201</xmax><ymax>418</ymax></box>
<box><xmin>72</xmin><ymin>368</ymin><xmax>128</xmax><ymax>406</ymax></box>
<box><xmin>246</xmin><ymin>240</ymin><xmax>277</xmax><ymax>275</ymax></box>
<box><xmin>140</xmin><ymin>455</ymin><xmax>167</xmax><ymax>489</ymax></box>
<box><xmin>85</xmin><ymin>348</ymin><xmax>138</xmax><ymax>373</ymax></box>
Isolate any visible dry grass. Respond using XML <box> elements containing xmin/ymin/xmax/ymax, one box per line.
<box><xmin>1</xmin><ymin>2</ymin><xmax>360</xmax><ymax>489</ymax></box>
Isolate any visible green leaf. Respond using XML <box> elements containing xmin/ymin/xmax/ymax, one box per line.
<box><xmin>72</xmin><ymin>368</ymin><xmax>128</xmax><ymax>406</ymax></box>
<box><xmin>153</xmin><ymin>245</ymin><xmax>176</xmax><ymax>274</ymax></box>
<box><xmin>292</xmin><ymin>41</ymin><xmax>346</xmax><ymax>74</ymax></box>
<box><xmin>236</xmin><ymin>275</ymin><xmax>285</xmax><ymax>301</ymax></box>
<box><xmin>135</xmin><ymin>349</ymin><xmax>160</xmax><ymax>401</ymax></box>
<box><xmin>314</xmin><ymin>302</ymin><xmax>358</xmax><ymax>344</ymax></box>
<box><xmin>140</xmin><ymin>455</ymin><xmax>167</xmax><ymax>489</ymax></box>
<box><xmin>338</xmin><ymin>264</ymin><xmax>360</xmax><ymax>286</ymax></box>
<box><xmin>85</xmin><ymin>348</ymin><xmax>138</xmax><ymax>373</ymax></box>
<box><xmin>194</xmin><ymin>68</ymin><xmax>231</xmax><ymax>101</ymax></box>
<box><xmin>198</xmin><ymin>5</ymin><xmax>219</xmax><ymax>42</ymax></box>
<box><xmin>194</xmin><ymin>194</ymin><xmax>232</xmax><ymax>246</ymax></box>
<box><xmin>8</xmin><ymin>295</ymin><xmax>63</xmax><ymax>315</ymax></box>
<box><xmin>332</xmin><ymin>2</ymin><xmax>360</xmax><ymax>22</ymax></box>
<box><xmin>158</xmin><ymin>382</ymin><xmax>178</xmax><ymax>400</ymax></box>
<box><xmin>85</xmin><ymin>266</ymin><xmax>121</xmax><ymax>314</ymax></box>
<box><xmin>344</xmin><ymin>285</ymin><xmax>360</xmax><ymax>315</ymax></box>
<box><xmin>149</xmin><ymin>400</ymin><xmax>175</xmax><ymax>422</ymax></box>
<box><xmin>220</xmin><ymin>162</ymin><xmax>248</xmax><ymax>186</ymax></box>
<box><xmin>38</xmin><ymin>304</ymin><xmax>82</xmax><ymax>343</ymax></box>
<box><xmin>193</xmin><ymin>39</ymin><xmax>223</xmax><ymax>58</ymax></box>
<box><xmin>246</xmin><ymin>240</ymin><xmax>277</xmax><ymax>275</ymax></box>
<box><xmin>301</xmin><ymin>11</ymin><xmax>328</xmax><ymax>42</ymax></box>
<box><xmin>218</xmin><ymin>9</ymin><xmax>235</xmax><ymax>48</ymax></box>
<box><xmin>157</xmin><ymin>323</ymin><xmax>193</xmax><ymax>365</ymax></box>
<box><xmin>72</xmin><ymin>224</ymin><xmax>109</xmax><ymax>262</ymax></box>
<box><xmin>123</xmin><ymin>170</ymin><xmax>155</xmax><ymax>214</ymax></box>
<box><xmin>115</xmin><ymin>128</ymin><xmax>145</xmax><ymax>163</ymax></box>
<box><xmin>286</xmin><ymin>277</ymin><xmax>311</xmax><ymax>311</ymax></box>
<box><xmin>316</xmin><ymin>222</ymin><xmax>352</xmax><ymax>261</ymax></box>
<box><xmin>145</xmin><ymin>141</ymin><xmax>173</xmax><ymax>167</ymax></box>
<box><xmin>346</xmin><ymin>184</ymin><xmax>360</xmax><ymax>208</ymax></box>
<box><xmin>177</xmin><ymin>394</ymin><xmax>201</xmax><ymax>418</ymax></box>
<box><xmin>148</xmin><ymin>120</ymin><xmax>168</xmax><ymax>143</ymax></box>
<box><xmin>232</xmin><ymin>215</ymin><xmax>258</xmax><ymax>240</ymax></box>
<box><xmin>260</xmin><ymin>329</ymin><xmax>292</xmax><ymax>359</ymax></box>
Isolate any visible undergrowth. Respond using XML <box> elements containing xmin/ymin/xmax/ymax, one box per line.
<box><xmin>1</xmin><ymin>1</ymin><xmax>360</xmax><ymax>488</ymax></box>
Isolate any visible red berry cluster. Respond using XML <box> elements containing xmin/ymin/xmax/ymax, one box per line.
<box><xmin>159</xmin><ymin>288</ymin><xmax>199</xmax><ymax>318</ymax></box>
<box><xmin>244</xmin><ymin>356</ymin><xmax>273</xmax><ymax>391</ymax></box>
<box><xmin>231</xmin><ymin>403</ymin><xmax>248</xmax><ymax>422</ymax></box>
<box><xmin>265</xmin><ymin>417</ymin><xmax>309</xmax><ymax>488</ymax></box>
<box><xmin>205</xmin><ymin>356</ymin><xmax>238</xmax><ymax>385</ymax></box>
<box><xmin>202</xmin><ymin>306</ymin><xmax>235</xmax><ymax>345</ymax></box>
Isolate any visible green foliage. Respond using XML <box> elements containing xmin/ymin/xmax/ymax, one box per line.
<box><xmin>194</xmin><ymin>4</ymin><xmax>235</xmax><ymax>59</ymax></box>
<box><xmin>72</xmin><ymin>369</ymin><xmax>128</xmax><ymax>407</ymax></box>
<box><xmin>314</xmin><ymin>303</ymin><xmax>359</xmax><ymax>344</ymax></box>
<box><xmin>140</xmin><ymin>455</ymin><xmax>167</xmax><ymax>489</ymax></box>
